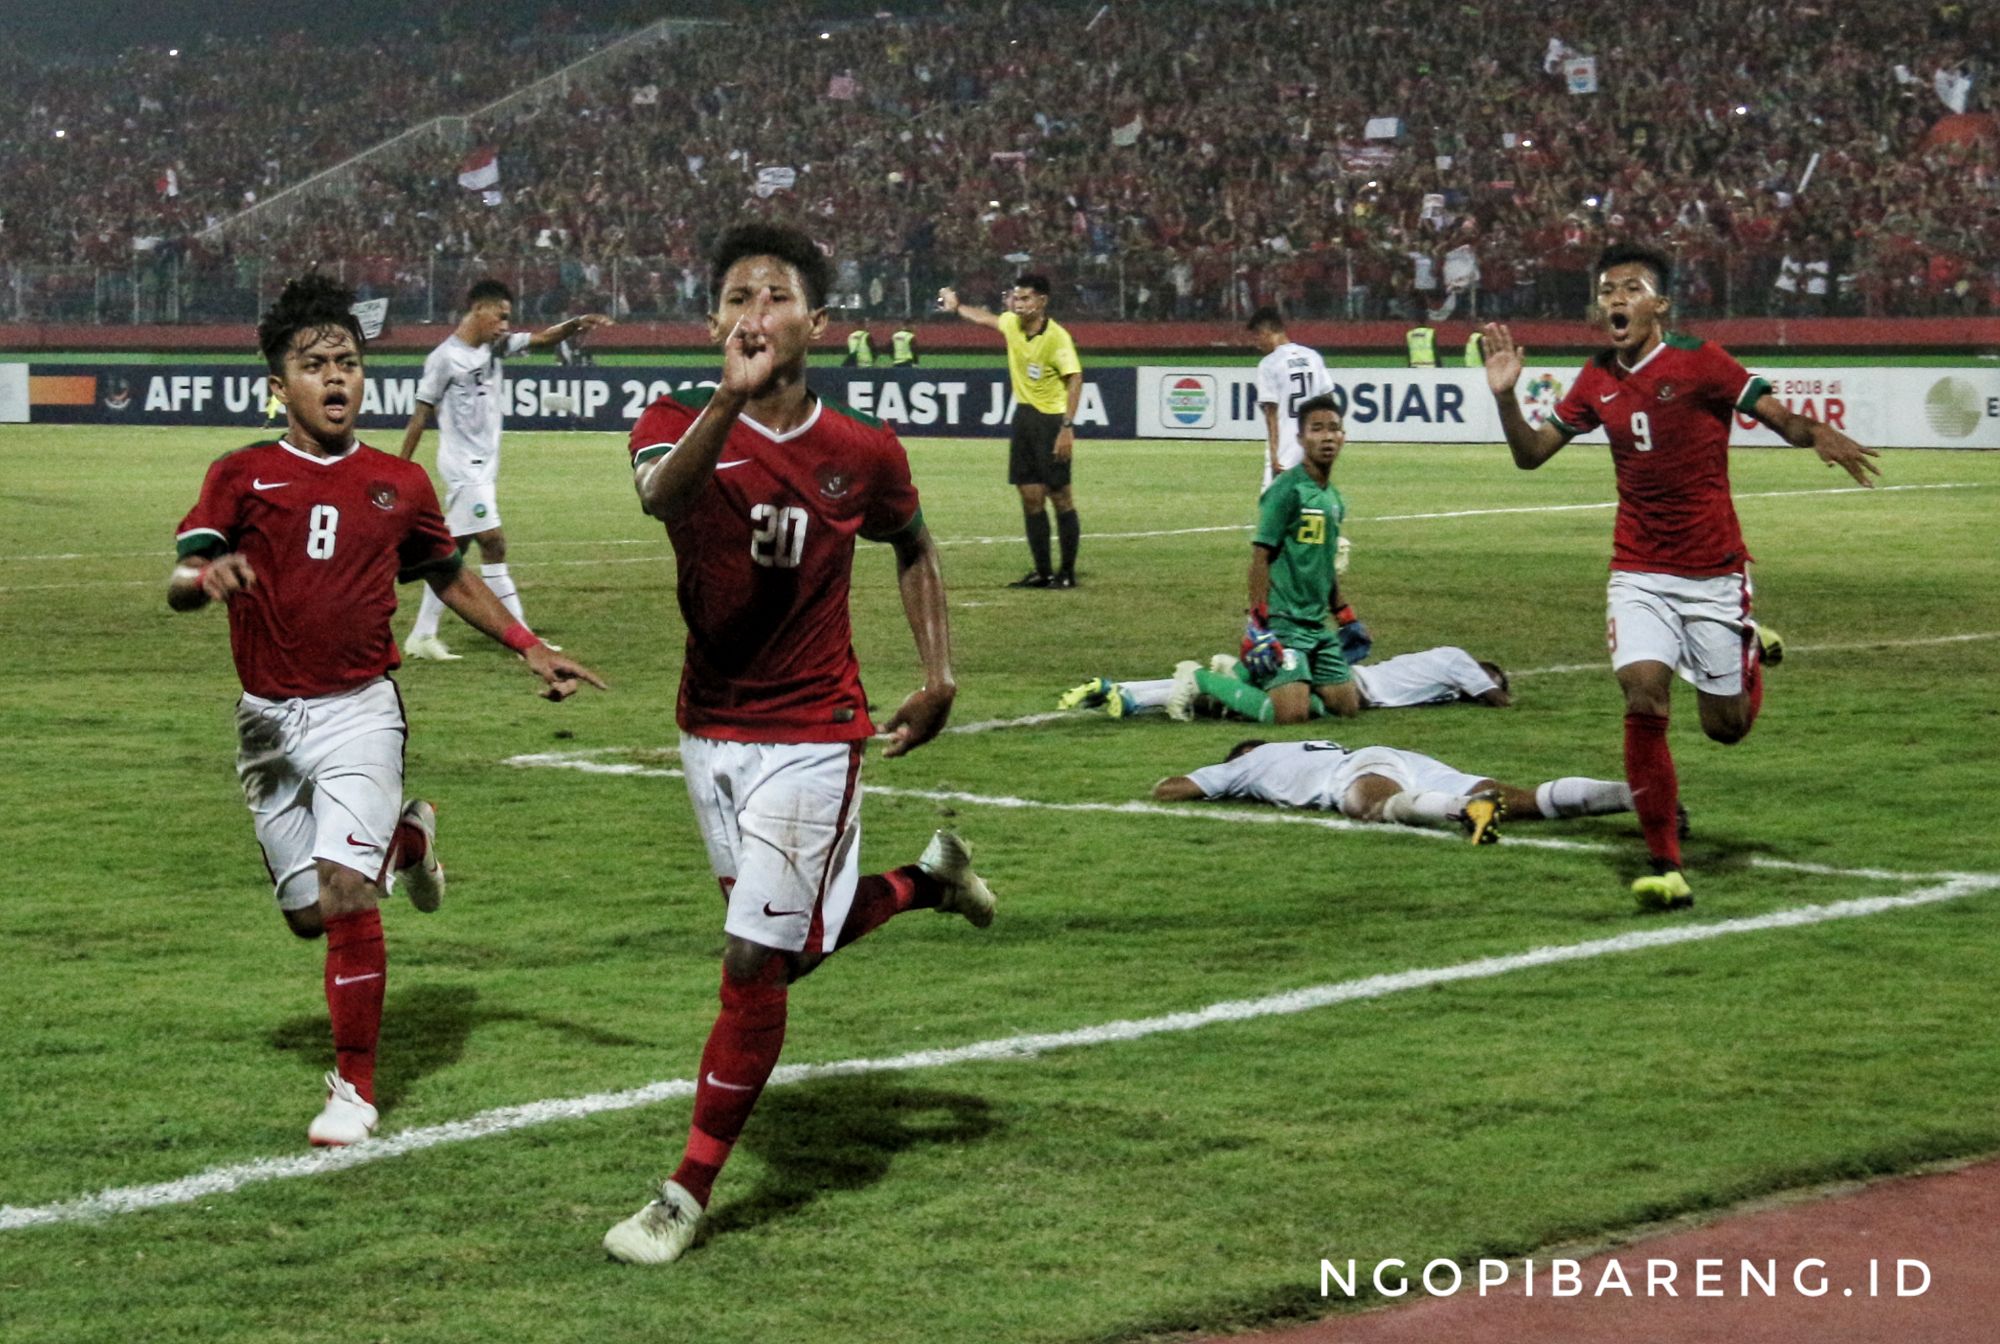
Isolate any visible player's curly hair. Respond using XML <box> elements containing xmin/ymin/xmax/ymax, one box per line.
<box><xmin>257</xmin><ymin>272</ymin><xmax>364</xmax><ymax>373</ymax></box>
<box><xmin>1594</xmin><ymin>242</ymin><xmax>1673</xmax><ymax>294</ymax></box>
<box><xmin>709</xmin><ymin>223</ymin><xmax>833</xmax><ymax>311</ymax></box>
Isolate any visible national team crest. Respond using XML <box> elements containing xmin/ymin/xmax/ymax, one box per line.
<box><xmin>1656</xmin><ymin>383</ymin><xmax>1677</xmax><ymax>401</ymax></box>
<box><xmin>369</xmin><ymin>483</ymin><xmax>398</xmax><ymax>511</ymax></box>
<box><xmin>816</xmin><ymin>466</ymin><xmax>854</xmax><ymax>500</ymax></box>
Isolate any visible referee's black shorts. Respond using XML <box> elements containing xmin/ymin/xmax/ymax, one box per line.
<box><xmin>1008</xmin><ymin>405</ymin><xmax>1071</xmax><ymax>488</ymax></box>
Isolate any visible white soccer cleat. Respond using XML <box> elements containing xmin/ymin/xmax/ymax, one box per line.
<box><xmin>403</xmin><ymin>634</ymin><xmax>461</xmax><ymax>662</ymax></box>
<box><xmin>393</xmin><ymin>799</ymin><xmax>444</xmax><ymax>913</ymax></box>
<box><xmin>307</xmin><ymin>1070</ymin><xmax>378</xmax><ymax>1147</ymax></box>
<box><xmin>1207</xmin><ymin>653</ymin><xmax>1240</xmax><ymax>678</ymax></box>
<box><xmin>1165</xmin><ymin>660</ymin><xmax>1202</xmax><ymax>722</ymax></box>
<box><xmin>603</xmin><ymin>1179</ymin><xmax>704</xmax><ymax>1265</ymax></box>
<box><xmin>918</xmin><ymin>829</ymin><xmax>996</xmax><ymax>929</ymax></box>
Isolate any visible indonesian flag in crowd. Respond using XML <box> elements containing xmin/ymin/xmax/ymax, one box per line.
<box><xmin>458</xmin><ymin>146</ymin><xmax>501</xmax><ymax>192</ymax></box>
<box><xmin>156</xmin><ymin>167</ymin><xmax>179</xmax><ymax>197</ymax></box>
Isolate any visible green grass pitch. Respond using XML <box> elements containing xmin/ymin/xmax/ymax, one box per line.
<box><xmin>1</xmin><ymin>423</ymin><xmax>1997</xmax><ymax>1343</ymax></box>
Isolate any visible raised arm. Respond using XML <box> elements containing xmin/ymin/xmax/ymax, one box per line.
<box><xmin>879</xmin><ymin>523</ymin><xmax>958</xmax><ymax>758</ymax></box>
<box><xmin>937</xmin><ymin>287</ymin><xmax>1002</xmax><ymax>330</ymax></box>
<box><xmin>1748</xmin><ymin>393</ymin><xmax>1881</xmax><ymax>487</ymax></box>
<box><xmin>398</xmin><ymin>401</ymin><xmax>433</xmax><ymax>460</ymax></box>
<box><xmin>527</xmin><ymin>313</ymin><xmax>615</xmax><ymax>351</ymax></box>
<box><xmin>1481</xmin><ymin>322</ymin><xmax>1572</xmax><ymax>470</ymax></box>
<box><xmin>635</xmin><ymin>317</ymin><xmax>769</xmax><ymax>522</ymax></box>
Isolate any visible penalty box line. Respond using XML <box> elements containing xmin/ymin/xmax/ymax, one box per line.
<box><xmin>5</xmin><ymin>869</ymin><xmax>1993</xmax><ymax>1233</ymax></box>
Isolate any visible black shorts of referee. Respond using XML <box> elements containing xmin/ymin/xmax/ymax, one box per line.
<box><xmin>1008</xmin><ymin>405</ymin><xmax>1071</xmax><ymax>489</ymax></box>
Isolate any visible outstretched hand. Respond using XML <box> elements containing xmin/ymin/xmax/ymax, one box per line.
<box><xmin>881</xmin><ymin>683</ymin><xmax>956</xmax><ymax>758</ymax></box>
<box><xmin>1809</xmin><ymin>422</ymin><xmax>1882</xmax><ymax>488</ymax></box>
<box><xmin>1480</xmin><ymin>322</ymin><xmax>1525</xmax><ymax>396</ymax></box>
<box><xmin>523</xmin><ymin>645</ymin><xmax>609</xmax><ymax>702</ymax></box>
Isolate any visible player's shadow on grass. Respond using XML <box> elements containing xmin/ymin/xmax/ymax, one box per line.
<box><xmin>268</xmin><ymin>983</ymin><xmax>649</xmax><ymax>1109</ymax></box>
<box><xmin>705</xmin><ymin>1078</ymin><xmax>1000</xmax><ymax>1238</ymax></box>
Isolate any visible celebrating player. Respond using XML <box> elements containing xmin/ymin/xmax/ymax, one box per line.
<box><xmin>399</xmin><ymin>279</ymin><xmax>613</xmax><ymax>660</ymax></box>
<box><xmin>169</xmin><ymin>275</ymin><xmax>603</xmax><ymax>1146</ymax></box>
<box><xmin>939</xmin><ymin>274</ymin><xmax>1085</xmax><ymax>587</ymax></box>
<box><xmin>1482</xmin><ymin>241</ymin><xmax>1880</xmax><ymax>910</ymax></box>
<box><xmin>1061</xmin><ymin>644</ymin><xmax>1510</xmax><ymax>719</ymax></box>
<box><xmin>1153</xmin><ymin>739</ymin><xmax>1635</xmax><ymax>844</ymax></box>
<box><xmin>1247</xmin><ymin>306</ymin><xmax>1334</xmax><ymax>492</ymax></box>
<box><xmin>603</xmin><ymin>224</ymin><xmax>995</xmax><ymax>1266</ymax></box>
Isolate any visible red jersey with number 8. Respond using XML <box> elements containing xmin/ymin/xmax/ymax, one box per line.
<box><xmin>629</xmin><ymin>390</ymin><xmax>921</xmax><ymax>743</ymax></box>
<box><xmin>176</xmin><ymin>440</ymin><xmax>459</xmax><ymax>699</ymax></box>
<box><xmin>1549</xmin><ymin>333</ymin><xmax>1772</xmax><ymax>577</ymax></box>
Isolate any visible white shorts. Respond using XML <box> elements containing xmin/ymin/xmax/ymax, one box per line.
<box><xmin>442</xmin><ymin>478</ymin><xmax>500</xmax><ymax>537</ymax></box>
<box><xmin>679</xmin><ymin>734</ymin><xmax>864</xmax><ymax>956</ymax></box>
<box><xmin>1330</xmin><ymin>746</ymin><xmax>1490</xmax><ymax>808</ymax></box>
<box><xmin>235</xmin><ymin>677</ymin><xmax>407</xmax><ymax>910</ymax></box>
<box><xmin>1606</xmin><ymin>569</ymin><xmax>1756</xmax><ymax>695</ymax></box>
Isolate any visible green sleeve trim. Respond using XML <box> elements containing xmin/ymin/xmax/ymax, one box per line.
<box><xmin>175</xmin><ymin>529</ymin><xmax>227</xmax><ymax>559</ymax></box>
<box><xmin>633</xmin><ymin>442</ymin><xmax>674</xmax><ymax>467</ymax></box>
<box><xmin>824</xmin><ymin>398</ymin><xmax>884</xmax><ymax>429</ymax></box>
<box><xmin>1663</xmin><ymin>330</ymin><xmax>1703</xmax><ymax>351</ymax></box>
<box><xmin>863</xmin><ymin>505</ymin><xmax>924</xmax><ymax>545</ymax></box>
<box><xmin>1547</xmin><ymin>413</ymin><xmax>1586</xmax><ymax>436</ymax></box>
<box><xmin>669</xmin><ymin>386</ymin><xmax>717</xmax><ymax>412</ymax></box>
<box><xmin>398</xmin><ymin>550</ymin><xmax>465</xmax><ymax>586</ymax></box>
<box><xmin>1736</xmin><ymin>376</ymin><xmax>1773</xmax><ymax>413</ymax></box>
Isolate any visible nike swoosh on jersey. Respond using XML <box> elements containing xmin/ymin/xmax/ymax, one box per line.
<box><xmin>252</xmin><ymin>478</ymin><xmax>291</xmax><ymax>489</ymax></box>
<box><xmin>332</xmin><ymin>972</ymin><xmax>384</xmax><ymax>987</ymax></box>
<box><xmin>704</xmin><ymin>1072</ymin><xmax>757</xmax><ymax>1092</ymax></box>
<box><xmin>1599</xmin><ymin>393</ymin><xmax>1618</xmax><ymax>403</ymax></box>
<box><xmin>717</xmin><ymin>459</ymin><xmax>753</xmax><ymax>470</ymax></box>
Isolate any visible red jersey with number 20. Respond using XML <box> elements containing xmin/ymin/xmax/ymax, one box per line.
<box><xmin>176</xmin><ymin>440</ymin><xmax>460</xmax><ymax>700</ymax></box>
<box><xmin>1549</xmin><ymin>332</ymin><xmax>1772</xmax><ymax>577</ymax></box>
<box><xmin>629</xmin><ymin>390</ymin><xmax>921</xmax><ymax>743</ymax></box>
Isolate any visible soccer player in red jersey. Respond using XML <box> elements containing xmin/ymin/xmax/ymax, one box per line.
<box><xmin>169</xmin><ymin>275</ymin><xmax>604</xmax><ymax>1146</ymax></box>
<box><xmin>602</xmin><ymin>224</ymin><xmax>995</xmax><ymax>1266</ymax></box>
<box><xmin>1481</xmin><ymin>243</ymin><xmax>1879</xmax><ymax>911</ymax></box>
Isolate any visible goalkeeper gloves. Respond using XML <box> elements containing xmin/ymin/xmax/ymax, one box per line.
<box><xmin>1242</xmin><ymin>605</ymin><xmax>1286</xmax><ymax>678</ymax></box>
<box><xmin>1335</xmin><ymin>603</ymin><xmax>1372</xmax><ymax>664</ymax></box>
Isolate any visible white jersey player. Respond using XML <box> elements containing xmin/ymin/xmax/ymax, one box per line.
<box><xmin>1152</xmin><ymin>739</ymin><xmax>1634</xmax><ymax>844</ymax></box>
<box><xmin>399</xmin><ymin>278</ymin><xmax>613</xmax><ymax>660</ymax></box>
<box><xmin>1248</xmin><ymin>306</ymin><xmax>1333</xmax><ymax>491</ymax></box>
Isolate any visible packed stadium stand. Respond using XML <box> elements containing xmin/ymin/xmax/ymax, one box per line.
<box><xmin>2</xmin><ymin>0</ymin><xmax>1994</xmax><ymax>324</ymax></box>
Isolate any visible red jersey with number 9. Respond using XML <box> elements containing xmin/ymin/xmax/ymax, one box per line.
<box><xmin>176</xmin><ymin>440</ymin><xmax>459</xmax><ymax>699</ymax></box>
<box><xmin>629</xmin><ymin>390</ymin><xmax>922</xmax><ymax>743</ymax></box>
<box><xmin>1549</xmin><ymin>332</ymin><xmax>1773</xmax><ymax>576</ymax></box>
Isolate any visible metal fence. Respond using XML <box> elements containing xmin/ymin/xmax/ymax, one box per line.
<box><xmin>4</xmin><ymin>244</ymin><xmax>1986</xmax><ymax>328</ymax></box>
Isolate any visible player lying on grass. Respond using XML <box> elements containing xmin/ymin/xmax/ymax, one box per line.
<box><xmin>1152</xmin><ymin>739</ymin><xmax>1639</xmax><ymax>846</ymax></box>
<box><xmin>169</xmin><ymin>275</ymin><xmax>604</xmax><ymax>1147</ymax></box>
<box><xmin>1483</xmin><ymin>241</ymin><xmax>1876</xmax><ymax>911</ymax></box>
<box><xmin>1061</xmin><ymin>645</ymin><xmax>1510</xmax><ymax>720</ymax></box>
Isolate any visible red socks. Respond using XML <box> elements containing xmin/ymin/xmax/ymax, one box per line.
<box><xmin>323</xmin><ymin>908</ymin><xmax>386</xmax><ymax>1103</ymax></box>
<box><xmin>834</xmin><ymin>864</ymin><xmax>944</xmax><ymax>951</ymax></box>
<box><xmin>672</xmin><ymin>959</ymin><xmax>789</xmax><ymax>1208</ymax></box>
<box><xmin>1623</xmin><ymin>711</ymin><xmax>1680</xmax><ymax>867</ymax></box>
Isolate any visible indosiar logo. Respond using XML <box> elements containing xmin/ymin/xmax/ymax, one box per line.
<box><xmin>1163</xmin><ymin>375</ymin><xmax>1214</xmax><ymax>428</ymax></box>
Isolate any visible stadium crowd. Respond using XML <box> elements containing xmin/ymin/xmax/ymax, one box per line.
<box><xmin>3</xmin><ymin>0</ymin><xmax>1995</xmax><ymax>322</ymax></box>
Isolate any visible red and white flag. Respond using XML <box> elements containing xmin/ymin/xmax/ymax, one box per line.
<box><xmin>457</xmin><ymin>146</ymin><xmax>500</xmax><ymax>191</ymax></box>
<box><xmin>157</xmin><ymin>167</ymin><xmax>179</xmax><ymax>197</ymax></box>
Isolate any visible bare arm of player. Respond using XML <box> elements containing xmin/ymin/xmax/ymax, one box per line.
<box><xmin>1481</xmin><ymin>323</ymin><xmax>1571</xmax><ymax>469</ymax></box>
<box><xmin>937</xmin><ymin>287</ymin><xmax>1002</xmax><ymax>329</ymax></box>
<box><xmin>636</xmin><ymin>317</ymin><xmax>770</xmax><ymax>522</ymax></box>
<box><xmin>397</xmin><ymin>402</ymin><xmax>433</xmax><ymax>461</ymax></box>
<box><xmin>1055</xmin><ymin>372</ymin><xmax>1083</xmax><ymax>461</ymax></box>
<box><xmin>1152</xmin><ymin>775</ymin><xmax>1207</xmax><ymax>802</ymax></box>
<box><xmin>1262</xmin><ymin>403</ymin><xmax>1281</xmax><ymax>475</ymax></box>
<box><xmin>166</xmin><ymin>553</ymin><xmax>257</xmax><ymax>612</ymax></box>
<box><xmin>427</xmin><ymin>566</ymin><xmax>608</xmax><ymax>701</ymax></box>
<box><xmin>880</xmin><ymin>523</ymin><xmax>957</xmax><ymax>759</ymax></box>
<box><xmin>1748</xmin><ymin>393</ymin><xmax>1881</xmax><ymax>487</ymax></box>
<box><xmin>527</xmin><ymin>313</ymin><xmax>614</xmax><ymax>350</ymax></box>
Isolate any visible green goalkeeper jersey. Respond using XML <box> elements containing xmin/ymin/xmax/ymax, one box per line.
<box><xmin>1254</xmin><ymin>466</ymin><xmax>1345</xmax><ymax>630</ymax></box>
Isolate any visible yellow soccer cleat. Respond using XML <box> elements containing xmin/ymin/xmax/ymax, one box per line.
<box><xmin>1459</xmin><ymin>791</ymin><xmax>1505</xmax><ymax>845</ymax></box>
<box><xmin>1057</xmin><ymin>677</ymin><xmax>1112</xmax><ymax>710</ymax></box>
<box><xmin>1632</xmin><ymin>865</ymin><xmax>1694</xmax><ymax>912</ymax></box>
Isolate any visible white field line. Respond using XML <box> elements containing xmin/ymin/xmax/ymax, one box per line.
<box><xmin>5</xmin><ymin>870</ymin><xmax>1991</xmax><ymax>1233</ymax></box>
<box><xmin>503</xmin><ymin>751</ymin><xmax>1989</xmax><ymax>885</ymax></box>
<box><xmin>0</xmin><ymin>481</ymin><xmax>1979</xmax><ymax>571</ymax></box>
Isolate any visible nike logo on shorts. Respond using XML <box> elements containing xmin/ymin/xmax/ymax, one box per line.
<box><xmin>762</xmin><ymin>901</ymin><xmax>806</xmax><ymax>918</ymax></box>
<box><xmin>252</xmin><ymin>478</ymin><xmax>291</xmax><ymax>489</ymax></box>
<box><xmin>347</xmin><ymin>833</ymin><xmax>377</xmax><ymax>850</ymax></box>
<box><xmin>333</xmin><ymin>972</ymin><xmax>383</xmax><ymax>987</ymax></box>
<box><xmin>704</xmin><ymin>1072</ymin><xmax>756</xmax><ymax>1092</ymax></box>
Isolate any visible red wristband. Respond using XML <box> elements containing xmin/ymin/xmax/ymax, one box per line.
<box><xmin>500</xmin><ymin>622</ymin><xmax>541</xmax><ymax>653</ymax></box>
<box><xmin>1334</xmin><ymin>604</ymin><xmax>1358</xmax><ymax>626</ymax></box>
